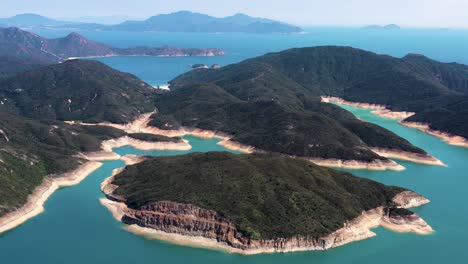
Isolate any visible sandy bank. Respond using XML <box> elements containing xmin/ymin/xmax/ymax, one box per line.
<box><xmin>0</xmin><ymin>161</ymin><xmax>103</xmax><ymax>234</ymax></box>
<box><xmin>370</xmin><ymin>148</ymin><xmax>446</xmax><ymax>166</ymax></box>
<box><xmin>101</xmin><ymin>136</ymin><xmax>191</xmax><ymax>152</ymax></box>
<box><xmin>321</xmin><ymin>96</ymin><xmax>415</xmax><ymax>120</ymax></box>
<box><xmin>401</xmin><ymin>121</ymin><xmax>468</xmax><ymax>148</ymax></box>
<box><xmin>72</xmin><ymin>111</ymin><xmax>443</xmax><ymax>171</ymax></box>
<box><xmin>308</xmin><ymin>157</ymin><xmax>405</xmax><ymax>171</ymax></box>
<box><xmin>99</xmin><ymin>181</ymin><xmax>433</xmax><ymax>255</ymax></box>
<box><xmin>120</xmin><ymin>155</ymin><xmax>148</xmax><ymax>166</ymax></box>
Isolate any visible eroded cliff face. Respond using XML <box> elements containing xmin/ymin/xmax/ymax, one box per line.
<box><xmin>102</xmin><ymin>180</ymin><xmax>433</xmax><ymax>254</ymax></box>
<box><xmin>122</xmin><ymin>201</ymin><xmax>253</xmax><ymax>249</ymax></box>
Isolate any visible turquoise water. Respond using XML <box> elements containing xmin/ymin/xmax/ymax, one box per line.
<box><xmin>1</xmin><ymin>28</ymin><xmax>468</xmax><ymax>262</ymax></box>
<box><xmin>31</xmin><ymin>27</ymin><xmax>468</xmax><ymax>86</ymax></box>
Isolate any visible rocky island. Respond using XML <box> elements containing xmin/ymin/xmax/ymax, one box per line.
<box><xmin>101</xmin><ymin>152</ymin><xmax>432</xmax><ymax>254</ymax></box>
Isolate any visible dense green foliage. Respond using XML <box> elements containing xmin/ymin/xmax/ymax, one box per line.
<box><xmin>0</xmin><ymin>59</ymin><xmax>156</xmax><ymax>123</ymax></box>
<box><xmin>150</xmin><ymin>49</ymin><xmax>426</xmax><ymax>161</ymax></box>
<box><xmin>0</xmin><ymin>112</ymin><xmax>126</xmax><ymax>217</ymax></box>
<box><xmin>113</xmin><ymin>152</ymin><xmax>406</xmax><ymax>239</ymax></box>
<box><xmin>165</xmin><ymin>46</ymin><xmax>468</xmax><ymax>142</ymax></box>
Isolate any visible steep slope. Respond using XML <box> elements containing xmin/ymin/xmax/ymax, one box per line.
<box><xmin>0</xmin><ymin>59</ymin><xmax>156</xmax><ymax>123</ymax></box>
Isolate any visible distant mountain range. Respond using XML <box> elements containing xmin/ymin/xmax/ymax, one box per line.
<box><xmin>0</xmin><ymin>12</ymin><xmax>303</xmax><ymax>34</ymax></box>
<box><xmin>364</xmin><ymin>24</ymin><xmax>401</xmax><ymax>30</ymax></box>
<box><xmin>0</xmin><ymin>27</ymin><xmax>225</xmax><ymax>62</ymax></box>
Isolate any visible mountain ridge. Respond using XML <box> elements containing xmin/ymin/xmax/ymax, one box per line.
<box><xmin>0</xmin><ymin>12</ymin><xmax>303</xmax><ymax>34</ymax></box>
<box><xmin>0</xmin><ymin>27</ymin><xmax>225</xmax><ymax>62</ymax></box>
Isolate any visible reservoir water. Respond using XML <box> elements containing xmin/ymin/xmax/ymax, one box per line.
<box><xmin>1</xmin><ymin>28</ymin><xmax>468</xmax><ymax>263</ymax></box>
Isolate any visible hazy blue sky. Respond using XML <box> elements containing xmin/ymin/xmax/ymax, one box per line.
<box><xmin>1</xmin><ymin>0</ymin><xmax>467</xmax><ymax>27</ymax></box>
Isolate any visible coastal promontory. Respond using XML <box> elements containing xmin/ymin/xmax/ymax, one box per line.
<box><xmin>102</xmin><ymin>152</ymin><xmax>432</xmax><ymax>254</ymax></box>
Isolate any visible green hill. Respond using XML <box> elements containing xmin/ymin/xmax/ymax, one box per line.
<box><xmin>167</xmin><ymin>46</ymin><xmax>468</xmax><ymax>141</ymax></box>
<box><xmin>0</xmin><ymin>112</ymin><xmax>126</xmax><ymax>217</ymax></box>
<box><xmin>110</xmin><ymin>152</ymin><xmax>406</xmax><ymax>240</ymax></box>
<box><xmin>0</xmin><ymin>59</ymin><xmax>156</xmax><ymax>124</ymax></box>
<box><xmin>151</xmin><ymin>49</ymin><xmax>427</xmax><ymax>162</ymax></box>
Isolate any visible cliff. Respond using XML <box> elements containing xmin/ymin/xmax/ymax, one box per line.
<box><xmin>100</xmin><ymin>152</ymin><xmax>433</xmax><ymax>254</ymax></box>
<box><xmin>102</xmin><ymin>178</ymin><xmax>432</xmax><ymax>254</ymax></box>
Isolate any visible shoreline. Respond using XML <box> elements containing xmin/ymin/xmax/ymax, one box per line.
<box><xmin>0</xmin><ymin>116</ymin><xmax>195</xmax><ymax>234</ymax></box>
<box><xmin>0</xmin><ymin>161</ymin><xmax>103</xmax><ymax>234</ymax></box>
<box><xmin>321</xmin><ymin>96</ymin><xmax>415</xmax><ymax>120</ymax></box>
<box><xmin>401</xmin><ymin>121</ymin><xmax>468</xmax><ymax>148</ymax></box>
<box><xmin>307</xmin><ymin>157</ymin><xmax>405</xmax><ymax>171</ymax></box>
<box><xmin>72</xmin><ymin>111</ymin><xmax>438</xmax><ymax>171</ymax></box>
<box><xmin>370</xmin><ymin>148</ymin><xmax>446</xmax><ymax>166</ymax></box>
<box><xmin>322</xmin><ymin>96</ymin><xmax>468</xmax><ymax>149</ymax></box>
<box><xmin>100</xmin><ymin>174</ymin><xmax>433</xmax><ymax>255</ymax></box>
<box><xmin>65</xmin><ymin>52</ymin><xmax>226</xmax><ymax>61</ymax></box>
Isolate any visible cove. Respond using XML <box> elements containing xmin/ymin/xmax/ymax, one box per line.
<box><xmin>1</xmin><ymin>105</ymin><xmax>468</xmax><ymax>262</ymax></box>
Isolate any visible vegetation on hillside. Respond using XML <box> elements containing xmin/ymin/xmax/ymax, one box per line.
<box><xmin>164</xmin><ymin>46</ymin><xmax>468</xmax><ymax>143</ymax></box>
<box><xmin>112</xmin><ymin>152</ymin><xmax>406</xmax><ymax>239</ymax></box>
<box><xmin>149</xmin><ymin>50</ymin><xmax>427</xmax><ymax>161</ymax></box>
<box><xmin>0</xmin><ymin>59</ymin><xmax>156</xmax><ymax>124</ymax></box>
<box><xmin>0</xmin><ymin>112</ymin><xmax>126</xmax><ymax>217</ymax></box>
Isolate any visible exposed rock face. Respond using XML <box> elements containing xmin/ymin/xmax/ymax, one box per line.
<box><xmin>102</xmin><ymin>178</ymin><xmax>433</xmax><ymax>254</ymax></box>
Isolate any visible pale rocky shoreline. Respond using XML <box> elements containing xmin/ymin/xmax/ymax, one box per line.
<box><xmin>370</xmin><ymin>148</ymin><xmax>446</xmax><ymax>166</ymax></box>
<box><xmin>0</xmin><ymin>161</ymin><xmax>103</xmax><ymax>233</ymax></box>
<box><xmin>401</xmin><ymin>121</ymin><xmax>468</xmax><ymax>148</ymax></box>
<box><xmin>321</xmin><ymin>96</ymin><xmax>415</xmax><ymax>120</ymax></box>
<box><xmin>307</xmin><ymin>157</ymin><xmax>405</xmax><ymax>171</ymax></box>
<box><xmin>322</xmin><ymin>96</ymin><xmax>468</xmax><ymax>149</ymax></box>
<box><xmin>100</xmin><ymin>172</ymin><xmax>433</xmax><ymax>255</ymax></box>
<box><xmin>0</xmin><ymin>116</ymin><xmax>193</xmax><ymax>234</ymax></box>
<box><xmin>83</xmin><ymin>111</ymin><xmax>442</xmax><ymax>171</ymax></box>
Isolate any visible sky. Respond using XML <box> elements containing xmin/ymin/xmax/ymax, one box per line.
<box><xmin>1</xmin><ymin>0</ymin><xmax>467</xmax><ymax>28</ymax></box>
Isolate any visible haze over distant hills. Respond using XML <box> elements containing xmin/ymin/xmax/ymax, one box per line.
<box><xmin>364</xmin><ymin>24</ymin><xmax>401</xmax><ymax>30</ymax></box>
<box><xmin>0</xmin><ymin>27</ymin><xmax>225</xmax><ymax>62</ymax></box>
<box><xmin>0</xmin><ymin>11</ymin><xmax>303</xmax><ymax>34</ymax></box>
<box><xmin>0</xmin><ymin>13</ymin><xmax>70</xmax><ymax>27</ymax></box>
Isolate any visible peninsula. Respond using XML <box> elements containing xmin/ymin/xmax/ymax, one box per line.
<box><xmin>159</xmin><ymin>46</ymin><xmax>468</xmax><ymax>151</ymax></box>
<box><xmin>0</xmin><ymin>27</ymin><xmax>226</xmax><ymax>62</ymax></box>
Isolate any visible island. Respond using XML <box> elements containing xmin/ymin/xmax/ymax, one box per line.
<box><xmin>0</xmin><ymin>27</ymin><xmax>226</xmax><ymax>62</ymax></box>
<box><xmin>364</xmin><ymin>24</ymin><xmax>401</xmax><ymax>30</ymax></box>
<box><xmin>101</xmin><ymin>152</ymin><xmax>433</xmax><ymax>254</ymax></box>
<box><xmin>0</xmin><ymin>12</ymin><xmax>303</xmax><ymax>34</ymax></box>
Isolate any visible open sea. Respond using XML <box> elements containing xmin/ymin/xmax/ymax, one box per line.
<box><xmin>1</xmin><ymin>27</ymin><xmax>468</xmax><ymax>263</ymax></box>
